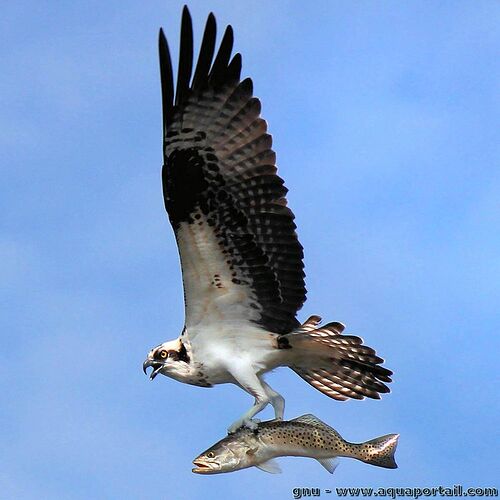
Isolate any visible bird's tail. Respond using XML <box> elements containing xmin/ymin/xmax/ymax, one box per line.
<box><xmin>281</xmin><ymin>316</ymin><xmax>392</xmax><ymax>401</ymax></box>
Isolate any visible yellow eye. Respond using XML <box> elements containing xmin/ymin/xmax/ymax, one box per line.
<box><xmin>207</xmin><ymin>451</ymin><xmax>215</xmax><ymax>458</ymax></box>
<box><xmin>159</xmin><ymin>350</ymin><xmax>168</xmax><ymax>359</ymax></box>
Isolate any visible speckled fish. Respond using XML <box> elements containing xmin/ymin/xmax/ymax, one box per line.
<box><xmin>192</xmin><ymin>414</ymin><xmax>399</xmax><ymax>474</ymax></box>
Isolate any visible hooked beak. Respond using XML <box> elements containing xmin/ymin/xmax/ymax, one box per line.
<box><xmin>192</xmin><ymin>458</ymin><xmax>220</xmax><ymax>474</ymax></box>
<box><xmin>142</xmin><ymin>358</ymin><xmax>165</xmax><ymax>380</ymax></box>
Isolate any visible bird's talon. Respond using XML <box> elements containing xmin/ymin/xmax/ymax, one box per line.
<box><xmin>228</xmin><ymin>418</ymin><xmax>260</xmax><ymax>434</ymax></box>
<box><xmin>245</xmin><ymin>420</ymin><xmax>259</xmax><ymax>431</ymax></box>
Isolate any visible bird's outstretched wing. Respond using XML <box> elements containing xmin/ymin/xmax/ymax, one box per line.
<box><xmin>159</xmin><ymin>7</ymin><xmax>305</xmax><ymax>335</ymax></box>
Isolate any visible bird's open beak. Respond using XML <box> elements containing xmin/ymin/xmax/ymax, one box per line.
<box><xmin>142</xmin><ymin>358</ymin><xmax>165</xmax><ymax>380</ymax></box>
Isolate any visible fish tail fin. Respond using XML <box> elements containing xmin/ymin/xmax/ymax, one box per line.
<box><xmin>361</xmin><ymin>433</ymin><xmax>399</xmax><ymax>469</ymax></box>
<box><xmin>283</xmin><ymin>316</ymin><xmax>392</xmax><ymax>401</ymax></box>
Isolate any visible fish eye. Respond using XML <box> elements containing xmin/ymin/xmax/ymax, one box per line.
<box><xmin>159</xmin><ymin>350</ymin><xmax>168</xmax><ymax>359</ymax></box>
<box><xmin>206</xmin><ymin>451</ymin><xmax>215</xmax><ymax>458</ymax></box>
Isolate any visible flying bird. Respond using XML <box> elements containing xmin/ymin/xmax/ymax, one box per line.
<box><xmin>143</xmin><ymin>7</ymin><xmax>393</xmax><ymax>433</ymax></box>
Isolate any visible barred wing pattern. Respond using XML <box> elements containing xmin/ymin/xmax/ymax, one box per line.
<box><xmin>159</xmin><ymin>8</ymin><xmax>306</xmax><ymax>334</ymax></box>
<box><xmin>290</xmin><ymin>316</ymin><xmax>392</xmax><ymax>400</ymax></box>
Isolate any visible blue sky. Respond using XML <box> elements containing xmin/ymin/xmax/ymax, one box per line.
<box><xmin>1</xmin><ymin>1</ymin><xmax>499</xmax><ymax>498</ymax></box>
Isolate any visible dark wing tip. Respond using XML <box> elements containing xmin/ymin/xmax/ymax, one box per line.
<box><xmin>175</xmin><ymin>6</ymin><xmax>194</xmax><ymax>106</ymax></box>
<box><xmin>192</xmin><ymin>10</ymin><xmax>217</xmax><ymax>91</ymax></box>
<box><xmin>209</xmin><ymin>24</ymin><xmax>234</xmax><ymax>87</ymax></box>
<box><xmin>225</xmin><ymin>24</ymin><xmax>234</xmax><ymax>41</ymax></box>
<box><xmin>227</xmin><ymin>52</ymin><xmax>242</xmax><ymax>82</ymax></box>
<box><xmin>240</xmin><ymin>77</ymin><xmax>253</xmax><ymax>95</ymax></box>
<box><xmin>159</xmin><ymin>27</ymin><xmax>174</xmax><ymax>134</ymax></box>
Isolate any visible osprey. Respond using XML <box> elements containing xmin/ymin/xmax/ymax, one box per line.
<box><xmin>143</xmin><ymin>7</ymin><xmax>392</xmax><ymax>433</ymax></box>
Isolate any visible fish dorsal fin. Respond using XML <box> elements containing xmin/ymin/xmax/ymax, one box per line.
<box><xmin>291</xmin><ymin>414</ymin><xmax>335</xmax><ymax>432</ymax></box>
<box><xmin>256</xmin><ymin>459</ymin><xmax>282</xmax><ymax>474</ymax></box>
<box><xmin>317</xmin><ymin>458</ymin><xmax>339</xmax><ymax>474</ymax></box>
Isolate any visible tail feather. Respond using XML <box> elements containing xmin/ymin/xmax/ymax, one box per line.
<box><xmin>292</xmin><ymin>367</ymin><xmax>351</xmax><ymax>401</ymax></box>
<box><xmin>293</xmin><ymin>315</ymin><xmax>323</xmax><ymax>332</ymax></box>
<box><xmin>331</xmin><ymin>367</ymin><xmax>389</xmax><ymax>397</ymax></box>
<box><xmin>340</xmin><ymin>358</ymin><xmax>393</xmax><ymax>383</ymax></box>
<box><xmin>361</xmin><ymin>434</ymin><xmax>399</xmax><ymax>469</ymax></box>
<box><xmin>284</xmin><ymin>315</ymin><xmax>392</xmax><ymax>401</ymax></box>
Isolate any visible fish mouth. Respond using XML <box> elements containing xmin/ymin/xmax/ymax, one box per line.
<box><xmin>192</xmin><ymin>459</ymin><xmax>220</xmax><ymax>474</ymax></box>
<box><xmin>142</xmin><ymin>359</ymin><xmax>165</xmax><ymax>380</ymax></box>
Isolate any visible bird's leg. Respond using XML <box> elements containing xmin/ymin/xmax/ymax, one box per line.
<box><xmin>227</xmin><ymin>397</ymin><xmax>269</xmax><ymax>434</ymax></box>
<box><xmin>227</xmin><ymin>366</ymin><xmax>270</xmax><ymax>434</ymax></box>
<box><xmin>261</xmin><ymin>380</ymin><xmax>285</xmax><ymax>421</ymax></box>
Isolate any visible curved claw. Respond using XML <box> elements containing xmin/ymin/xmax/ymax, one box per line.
<box><xmin>227</xmin><ymin>417</ymin><xmax>260</xmax><ymax>434</ymax></box>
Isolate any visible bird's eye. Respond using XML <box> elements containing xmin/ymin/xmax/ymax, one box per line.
<box><xmin>159</xmin><ymin>350</ymin><xmax>168</xmax><ymax>359</ymax></box>
<box><xmin>207</xmin><ymin>452</ymin><xmax>215</xmax><ymax>458</ymax></box>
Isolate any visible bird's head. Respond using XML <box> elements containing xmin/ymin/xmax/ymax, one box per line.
<box><xmin>142</xmin><ymin>339</ymin><xmax>190</xmax><ymax>380</ymax></box>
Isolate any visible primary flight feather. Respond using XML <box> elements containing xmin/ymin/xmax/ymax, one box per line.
<box><xmin>143</xmin><ymin>7</ymin><xmax>392</xmax><ymax>433</ymax></box>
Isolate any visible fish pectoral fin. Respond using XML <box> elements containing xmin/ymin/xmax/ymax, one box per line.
<box><xmin>256</xmin><ymin>459</ymin><xmax>282</xmax><ymax>474</ymax></box>
<box><xmin>317</xmin><ymin>457</ymin><xmax>339</xmax><ymax>474</ymax></box>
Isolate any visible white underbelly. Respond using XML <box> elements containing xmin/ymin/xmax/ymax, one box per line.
<box><xmin>187</xmin><ymin>322</ymin><xmax>283</xmax><ymax>384</ymax></box>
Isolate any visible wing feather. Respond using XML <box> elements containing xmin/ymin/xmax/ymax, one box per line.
<box><xmin>192</xmin><ymin>13</ymin><xmax>216</xmax><ymax>91</ymax></box>
<box><xmin>175</xmin><ymin>6</ymin><xmax>193</xmax><ymax>107</ymax></box>
<box><xmin>208</xmin><ymin>25</ymin><xmax>234</xmax><ymax>85</ymax></box>
<box><xmin>158</xmin><ymin>29</ymin><xmax>174</xmax><ymax>133</ymax></box>
<box><xmin>159</xmin><ymin>9</ymin><xmax>306</xmax><ymax>334</ymax></box>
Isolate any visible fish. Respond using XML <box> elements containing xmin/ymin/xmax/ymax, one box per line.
<box><xmin>192</xmin><ymin>414</ymin><xmax>399</xmax><ymax>474</ymax></box>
